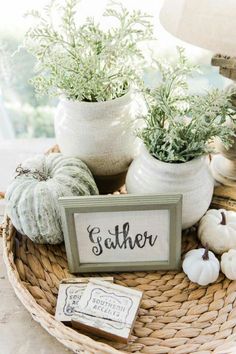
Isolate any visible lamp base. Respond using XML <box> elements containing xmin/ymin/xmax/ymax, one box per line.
<box><xmin>211</xmin><ymin>154</ymin><xmax>236</xmax><ymax>186</ymax></box>
<box><xmin>211</xmin><ymin>55</ymin><xmax>236</xmax><ymax>187</ymax></box>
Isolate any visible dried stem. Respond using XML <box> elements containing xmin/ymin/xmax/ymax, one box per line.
<box><xmin>202</xmin><ymin>243</ymin><xmax>209</xmax><ymax>261</ymax></box>
<box><xmin>220</xmin><ymin>211</ymin><xmax>227</xmax><ymax>225</ymax></box>
<box><xmin>15</xmin><ymin>165</ymin><xmax>47</xmax><ymax>181</ymax></box>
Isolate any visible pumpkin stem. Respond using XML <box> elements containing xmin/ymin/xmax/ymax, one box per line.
<box><xmin>15</xmin><ymin>165</ymin><xmax>47</xmax><ymax>181</ymax></box>
<box><xmin>220</xmin><ymin>211</ymin><xmax>226</xmax><ymax>225</ymax></box>
<box><xmin>202</xmin><ymin>243</ymin><xmax>209</xmax><ymax>261</ymax></box>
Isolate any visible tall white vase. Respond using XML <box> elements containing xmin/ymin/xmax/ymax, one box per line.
<box><xmin>54</xmin><ymin>90</ymin><xmax>143</xmax><ymax>190</ymax></box>
<box><xmin>126</xmin><ymin>146</ymin><xmax>214</xmax><ymax>229</ymax></box>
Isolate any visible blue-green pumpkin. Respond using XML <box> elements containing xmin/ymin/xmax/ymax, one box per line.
<box><xmin>6</xmin><ymin>153</ymin><xmax>99</xmax><ymax>244</ymax></box>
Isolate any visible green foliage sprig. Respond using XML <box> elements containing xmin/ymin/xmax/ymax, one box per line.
<box><xmin>24</xmin><ymin>0</ymin><xmax>154</xmax><ymax>102</ymax></box>
<box><xmin>139</xmin><ymin>48</ymin><xmax>236</xmax><ymax>163</ymax></box>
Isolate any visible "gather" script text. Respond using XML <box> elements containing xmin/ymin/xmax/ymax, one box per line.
<box><xmin>87</xmin><ymin>222</ymin><xmax>158</xmax><ymax>256</ymax></box>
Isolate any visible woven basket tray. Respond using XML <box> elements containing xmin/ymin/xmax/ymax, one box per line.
<box><xmin>2</xmin><ymin>160</ymin><xmax>236</xmax><ymax>353</ymax></box>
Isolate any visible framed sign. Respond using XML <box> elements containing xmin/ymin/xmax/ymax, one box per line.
<box><xmin>59</xmin><ymin>194</ymin><xmax>182</xmax><ymax>273</ymax></box>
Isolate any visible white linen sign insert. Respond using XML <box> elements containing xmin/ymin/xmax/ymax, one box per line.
<box><xmin>74</xmin><ymin>209</ymin><xmax>170</xmax><ymax>263</ymax></box>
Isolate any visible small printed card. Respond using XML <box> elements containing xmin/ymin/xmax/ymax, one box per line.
<box><xmin>71</xmin><ymin>279</ymin><xmax>143</xmax><ymax>343</ymax></box>
<box><xmin>55</xmin><ymin>277</ymin><xmax>113</xmax><ymax>323</ymax></box>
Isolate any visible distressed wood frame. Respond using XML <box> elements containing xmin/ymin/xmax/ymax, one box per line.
<box><xmin>59</xmin><ymin>194</ymin><xmax>182</xmax><ymax>273</ymax></box>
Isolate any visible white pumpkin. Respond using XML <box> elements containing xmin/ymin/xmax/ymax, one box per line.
<box><xmin>221</xmin><ymin>249</ymin><xmax>236</xmax><ymax>280</ymax></box>
<box><xmin>182</xmin><ymin>246</ymin><xmax>220</xmax><ymax>286</ymax></box>
<box><xmin>198</xmin><ymin>209</ymin><xmax>236</xmax><ymax>255</ymax></box>
<box><xmin>6</xmin><ymin>153</ymin><xmax>99</xmax><ymax>244</ymax></box>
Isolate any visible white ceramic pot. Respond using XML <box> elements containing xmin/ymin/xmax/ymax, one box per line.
<box><xmin>126</xmin><ymin>146</ymin><xmax>215</xmax><ymax>229</ymax></box>
<box><xmin>54</xmin><ymin>90</ymin><xmax>143</xmax><ymax>178</ymax></box>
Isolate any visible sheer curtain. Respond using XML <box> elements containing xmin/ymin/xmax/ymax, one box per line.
<box><xmin>0</xmin><ymin>91</ymin><xmax>14</xmax><ymax>140</ymax></box>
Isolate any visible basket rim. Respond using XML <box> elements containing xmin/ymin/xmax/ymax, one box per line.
<box><xmin>3</xmin><ymin>182</ymin><xmax>236</xmax><ymax>354</ymax></box>
<box><xmin>2</xmin><ymin>216</ymin><xmax>123</xmax><ymax>354</ymax></box>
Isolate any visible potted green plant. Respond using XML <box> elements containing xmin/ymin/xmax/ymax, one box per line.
<box><xmin>126</xmin><ymin>48</ymin><xmax>236</xmax><ymax>228</ymax></box>
<box><xmin>24</xmin><ymin>0</ymin><xmax>153</xmax><ymax>192</ymax></box>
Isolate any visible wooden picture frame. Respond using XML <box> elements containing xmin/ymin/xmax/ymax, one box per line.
<box><xmin>59</xmin><ymin>194</ymin><xmax>182</xmax><ymax>273</ymax></box>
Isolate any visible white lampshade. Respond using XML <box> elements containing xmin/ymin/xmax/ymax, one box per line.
<box><xmin>160</xmin><ymin>0</ymin><xmax>236</xmax><ymax>56</ymax></box>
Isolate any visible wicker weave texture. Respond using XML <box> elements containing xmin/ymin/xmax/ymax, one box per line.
<box><xmin>2</xmin><ymin>149</ymin><xmax>236</xmax><ymax>354</ymax></box>
<box><xmin>2</xmin><ymin>204</ymin><xmax>236</xmax><ymax>354</ymax></box>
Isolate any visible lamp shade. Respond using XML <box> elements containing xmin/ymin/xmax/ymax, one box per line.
<box><xmin>160</xmin><ymin>0</ymin><xmax>236</xmax><ymax>56</ymax></box>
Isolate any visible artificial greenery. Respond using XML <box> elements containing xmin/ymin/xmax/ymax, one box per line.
<box><xmin>24</xmin><ymin>0</ymin><xmax>153</xmax><ymax>102</ymax></box>
<box><xmin>139</xmin><ymin>48</ymin><xmax>236</xmax><ymax>163</ymax></box>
